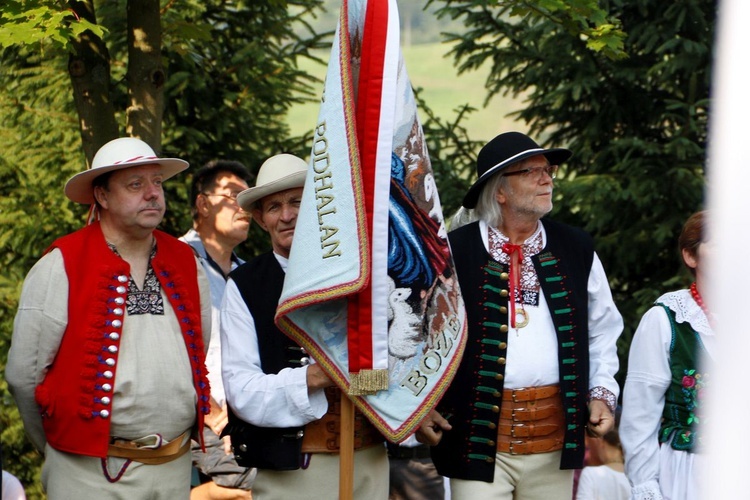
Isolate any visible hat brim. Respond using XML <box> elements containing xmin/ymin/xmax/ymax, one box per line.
<box><xmin>462</xmin><ymin>148</ymin><xmax>571</xmax><ymax>209</ymax></box>
<box><xmin>64</xmin><ymin>159</ymin><xmax>188</xmax><ymax>205</ymax></box>
<box><xmin>237</xmin><ymin>170</ymin><xmax>307</xmax><ymax>211</ymax></box>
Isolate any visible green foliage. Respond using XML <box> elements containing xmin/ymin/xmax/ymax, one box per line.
<box><xmin>414</xmin><ymin>95</ymin><xmax>481</xmax><ymax>217</ymax></box>
<box><xmin>428</xmin><ymin>0</ymin><xmax>627</xmax><ymax>61</ymax></box>
<box><xmin>431</xmin><ymin>0</ymin><xmax>715</xmax><ymax>383</ymax></box>
<box><xmin>157</xmin><ymin>0</ymin><xmax>331</xmax><ymax>258</ymax></box>
<box><xmin>0</xmin><ymin>0</ymin><xmax>106</xmax><ymax>51</ymax></box>
<box><xmin>309</xmin><ymin>0</ymin><xmax>468</xmax><ymax>46</ymax></box>
<box><xmin>0</xmin><ymin>1</ymin><xmax>328</xmax><ymax>493</ymax></box>
<box><xmin>0</xmin><ymin>44</ymin><xmax>81</xmax><ymax>498</ymax></box>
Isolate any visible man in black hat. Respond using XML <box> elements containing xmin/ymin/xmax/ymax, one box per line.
<box><xmin>417</xmin><ymin>131</ymin><xmax>623</xmax><ymax>499</ymax></box>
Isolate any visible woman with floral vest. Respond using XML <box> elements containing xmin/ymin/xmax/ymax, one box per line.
<box><xmin>621</xmin><ymin>211</ymin><xmax>712</xmax><ymax>500</ymax></box>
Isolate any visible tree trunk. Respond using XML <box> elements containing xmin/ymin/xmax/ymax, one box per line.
<box><xmin>126</xmin><ymin>0</ymin><xmax>164</xmax><ymax>151</ymax></box>
<box><xmin>68</xmin><ymin>0</ymin><xmax>119</xmax><ymax>166</ymax></box>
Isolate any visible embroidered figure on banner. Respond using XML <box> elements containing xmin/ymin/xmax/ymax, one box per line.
<box><xmin>386</xmin><ymin>142</ymin><xmax>456</xmax><ymax>379</ymax></box>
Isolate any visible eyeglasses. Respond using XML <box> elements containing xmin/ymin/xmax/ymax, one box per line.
<box><xmin>501</xmin><ymin>164</ymin><xmax>559</xmax><ymax>180</ymax></box>
<box><xmin>202</xmin><ymin>192</ymin><xmax>240</xmax><ymax>203</ymax></box>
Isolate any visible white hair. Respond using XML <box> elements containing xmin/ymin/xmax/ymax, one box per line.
<box><xmin>473</xmin><ymin>173</ymin><xmax>507</xmax><ymax>228</ymax></box>
<box><xmin>449</xmin><ymin>206</ymin><xmax>478</xmax><ymax>231</ymax></box>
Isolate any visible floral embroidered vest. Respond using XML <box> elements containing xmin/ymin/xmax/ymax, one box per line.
<box><xmin>658</xmin><ymin>304</ymin><xmax>708</xmax><ymax>452</ymax></box>
<box><xmin>35</xmin><ymin>222</ymin><xmax>211</xmax><ymax>458</ymax></box>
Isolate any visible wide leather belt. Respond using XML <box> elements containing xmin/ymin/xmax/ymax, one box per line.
<box><xmin>497</xmin><ymin>421</ymin><xmax>561</xmax><ymax>438</ymax></box>
<box><xmin>496</xmin><ymin>437</ymin><xmax>564</xmax><ymax>455</ymax></box>
<box><xmin>503</xmin><ymin>385</ymin><xmax>560</xmax><ymax>403</ymax></box>
<box><xmin>497</xmin><ymin>384</ymin><xmax>565</xmax><ymax>455</ymax></box>
<box><xmin>301</xmin><ymin>387</ymin><xmax>384</xmax><ymax>454</ymax></box>
<box><xmin>499</xmin><ymin>405</ymin><xmax>561</xmax><ymax>422</ymax></box>
<box><xmin>108</xmin><ymin>430</ymin><xmax>191</xmax><ymax>465</ymax></box>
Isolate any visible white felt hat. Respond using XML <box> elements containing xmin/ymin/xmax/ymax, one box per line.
<box><xmin>64</xmin><ymin>137</ymin><xmax>189</xmax><ymax>204</ymax></box>
<box><xmin>236</xmin><ymin>154</ymin><xmax>308</xmax><ymax>211</ymax></box>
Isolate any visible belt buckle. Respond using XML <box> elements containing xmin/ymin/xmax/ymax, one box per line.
<box><xmin>508</xmin><ymin>440</ymin><xmax>524</xmax><ymax>455</ymax></box>
<box><xmin>510</xmin><ymin>423</ymin><xmax>525</xmax><ymax>438</ymax></box>
<box><xmin>511</xmin><ymin>387</ymin><xmax>527</xmax><ymax>403</ymax></box>
<box><xmin>511</xmin><ymin>408</ymin><xmax>527</xmax><ymax>421</ymax></box>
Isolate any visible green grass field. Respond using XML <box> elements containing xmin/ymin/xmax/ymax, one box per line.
<box><xmin>285</xmin><ymin>41</ymin><xmax>524</xmax><ymax>142</ymax></box>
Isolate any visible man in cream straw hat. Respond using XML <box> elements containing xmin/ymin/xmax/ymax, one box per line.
<box><xmin>417</xmin><ymin>131</ymin><xmax>623</xmax><ymax>500</ymax></box>
<box><xmin>220</xmin><ymin>153</ymin><xmax>389</xmax><ymax>500</ymax></box>
<box><xmin>7</xmin><ymin>137</ymin><xmax>213</xmax><ymax>499</ymax></box>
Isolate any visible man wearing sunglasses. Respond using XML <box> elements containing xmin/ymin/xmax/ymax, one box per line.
<box><xmin>181</xmin><ymin>160</ymin><xmax>256</xmax><ymax>499</ymax></box>
<box><xmin>418</xmin><ymin>131</ymin><xmax>623</xmax><ymax>500</ymax></box>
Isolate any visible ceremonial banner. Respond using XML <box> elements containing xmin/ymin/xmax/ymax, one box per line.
<box><xmin>276</xmin><ymin>0</ymin><xmax>466</xmax><ymax>442</ymax></box>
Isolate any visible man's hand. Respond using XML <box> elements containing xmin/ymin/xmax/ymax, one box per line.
<box><xmin>205</xmin><ymin>399</ymin><xmax>229</xmax><ymax>436</ymax></box>
<box><xmin>306</xmin><ymin>363</ymin><xmax>335</xmax><ymax>391</ymax></box>
<box><xmin>587</xmin><ymin>399</ymin><xmax>614</xmax><ymax>437</ymax></box>
<box><xmin>221</xmin><ymin>435</ymin><xmax>233</xmax><ymax>455</ymax></box>
<box><xmin>190</xmin><ymin>481</ymin><xmax>252</xmax><ymax>500</ymax></box>
<box><xmin>415</xmin><ymin>410</ymin><xmax>452</xmax><ymax>446</ymax></box>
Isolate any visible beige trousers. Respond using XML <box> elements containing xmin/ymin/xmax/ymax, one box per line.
<box><xmin>450</xmin><ymin>450</ymin><xmax>573</xmax><ymax>500</ymax></box>
<box><xmin>43</xmin><ymin>443</ymin><xmax>192</xmax><ymax>500</ymax></box>
<box><xmin>252</xmin><ymin>444</ymin><xmax>389</xmax><ymax>500</ymax></box>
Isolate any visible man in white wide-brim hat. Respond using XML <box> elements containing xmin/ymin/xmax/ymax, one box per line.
<box><xmin>7</xmin><ymin>137</ymin><xmax>213</xmax><ymax>498</ymax></box>
<box><xmin>219</xmin><ymin>153</ymin><xmax>389</xmax><ymax>500</ymax></box>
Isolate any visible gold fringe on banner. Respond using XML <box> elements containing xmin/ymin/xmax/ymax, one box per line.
<box><xmin>348</xmin><ymin>369</ymin><xmax>389</xmax><ymax>395</ymax></box>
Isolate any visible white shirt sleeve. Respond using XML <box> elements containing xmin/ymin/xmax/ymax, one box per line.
<box><xmin>587</xmin><ymin>253</ymin><xmax>624</xmax><ymax>397</ymax></box>
<box><xmin>620</xmin><ymin>305</ymin><xmax>672</xmax><ymax>499</ymax></box>
<box><xmin>575</xmin><ymin>467</ymin><xmax>596</xmax><ymax>500</ymax></box>
<box><xmin>6</xmin><ymin>249</ymin><xmax>69</xmax><ymax>452</ymax></box>
<box><xmin>220</xmin><ymin>278</ymin><xmax>327</xmax><ymax>427</ymax></box>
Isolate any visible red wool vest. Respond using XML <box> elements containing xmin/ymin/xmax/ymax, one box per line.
<box><xmin>34</xmin><ymin>222</ymin><xmax>210</xmax><ymax>458</ymax></box>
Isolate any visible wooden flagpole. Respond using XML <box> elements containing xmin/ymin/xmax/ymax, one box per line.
<box><xmin>339</xmin><ymin>394</ymin><xmax>355</xmax><ymax>500</ymax></box>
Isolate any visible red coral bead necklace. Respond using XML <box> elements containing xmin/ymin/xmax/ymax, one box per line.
<box><xmin>690</xmin><ymin>282</ymin><xmax>710</xmax><ymax>319</ymax></box>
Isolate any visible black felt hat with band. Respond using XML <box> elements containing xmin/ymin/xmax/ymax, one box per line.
<box><xmin>462</xmin><ymin>131</ymin><xmax>572</xmax><ymax>209</ymax></box>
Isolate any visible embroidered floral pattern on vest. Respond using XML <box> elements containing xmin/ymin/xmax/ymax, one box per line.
<box><xmin>657</xmin><ymin>303</ymin><xmax>707</xmax><ymax>452</ymax></box>
<box><xmin>682</xmin><ymin>370</ymin><xmax>707</xmax><ymax>424</ymax></box>
<box><xmin>663</xmin><ymin>369</ymin><xmax>707</xmax><ymax>449</ymax></box>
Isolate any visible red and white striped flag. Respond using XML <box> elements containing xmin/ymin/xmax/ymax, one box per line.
<box><xmin>276</xmin><ymin>0</ymin><xmax>466</xmax><ymax>442</ymax></box>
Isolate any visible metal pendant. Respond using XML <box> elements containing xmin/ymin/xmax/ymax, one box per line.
<box><xmin>515</xmin><ymin>308</ymin><xmax>529</xmax><ymax>329</ymax></box>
